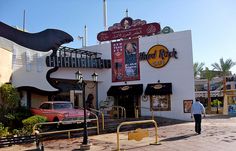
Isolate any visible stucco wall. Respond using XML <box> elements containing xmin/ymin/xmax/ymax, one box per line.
<box><xmin>31</xmin><ymin>93</ymin><xmax>48</xmax><ymax>108</ymax></box>
<box><xmin>0</xmin><ymin>47</ymin><xmax>12</xmax><ymax>84</ymax></box>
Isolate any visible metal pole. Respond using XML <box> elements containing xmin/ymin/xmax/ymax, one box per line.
<box><xmin>125</xmin><ymin>9</ymin><xmax>128</xmax><ymax>17</ymax></box>
<box><xmin>23</xmin><ymin>10</ymin><xmax>25</xmax><ymax>32</ymax></box>
<box><xmin>82</xmin><ymin>81</ymin><xmax>88</xmax><ymax>145</ymax></box>
<box><xmin>84</xmin><ymin>25</ymin><xmax>87</xmax><ymax>48</ymax></box>
<box><xmin>82</xmin><ymin>37</ymin><xmax>84</xmax><ymax>48</ymax></box>
<box><xmin>103</xmin><ymin>0</ymin><xmax>107</xmax><ymax>30</ymax></box>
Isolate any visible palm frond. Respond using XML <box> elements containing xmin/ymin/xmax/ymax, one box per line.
<box><xmin>212</xmin><ymin>58</ymin><xmax>236</xmax><ymax>76</ymax></box>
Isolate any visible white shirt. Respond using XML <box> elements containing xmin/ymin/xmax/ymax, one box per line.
<box><xmin>191</xmin><ymin>101</ymin><xmax>205</xmax><ymax>115</ymax></box>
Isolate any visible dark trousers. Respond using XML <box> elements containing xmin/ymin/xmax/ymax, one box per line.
<box><xmin>194</xmin><ymin>114</ymin><xmax>202</xmax><ymax>134</ymax></box>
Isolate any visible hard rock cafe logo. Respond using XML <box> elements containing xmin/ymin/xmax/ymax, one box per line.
<box><xmin>120</xmin><ymin>86</ymin><xmax>130</xmax><ymax>91</ymax></box>
<box><xmin>146</xmin><ymin>45</ymin><xmax>177</xmax><ymax>68</ymax></box>
<box><xmin>153</xmin><ymin>84</ymin><xmax>163</xmax><ymax>89</ymax></box>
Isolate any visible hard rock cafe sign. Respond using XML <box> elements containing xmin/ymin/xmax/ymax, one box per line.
<box><xmin>146</xmin><ymin>45</ymin><xmax>178</xmax><ymax>68</ymax></box>
<box><xmin>97</xmin><ymin>17</ymin><xmax>161</xmax><ymax>42</ymax></box>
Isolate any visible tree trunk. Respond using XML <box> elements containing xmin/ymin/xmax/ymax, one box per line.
<box><xmin>222</xmin><ymin>76</ymin><xmax>226</xmax><ymax>114</ymax></box>
<box><xmin>223</xmin><ymin>76</ymin><xmax>226</xmax><ymax>96</ymax></box>
<box><xmin>207</xmin><ymin>80</ymin><xmax>211</xmax><ymax>114</ymax></box>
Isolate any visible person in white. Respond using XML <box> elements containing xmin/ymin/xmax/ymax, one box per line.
<box><xmin>191</xmin><ymin>99</ymin><xmax>206</xmax><ymax>134</ymax></box>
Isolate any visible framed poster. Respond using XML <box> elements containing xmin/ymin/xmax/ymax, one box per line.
<box><xmin>150</xmin><ymin>95</ymin><xmax>171</xmax><ymax>111</ymax></box>
<box><xmin>183</xmin><ymin>100</ymin><xmax>193</xmax><ymax>113</ymax></box>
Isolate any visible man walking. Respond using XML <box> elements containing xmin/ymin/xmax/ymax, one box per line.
<box><xmin>191</xmin><ymin>99</ymin><xmax>206</xmax><ymax>134</ymax></box>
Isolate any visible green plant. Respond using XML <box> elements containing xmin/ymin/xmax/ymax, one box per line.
<box><xmin>211</xmin><ymin>99</ymin><xmax>222</xmax><ymax>114</ymax></box>
<box><xmin>0</xmin><ymin>123</ymin><xmax>9</xmax><ymax>137</ymax></box>
<box><xmin>194</xmin><ymin>62</ymin><xmax>205</xmax><ymax>78</ymax></box>
<box><xmin>14</xmin><ymin>107</ymin><xmax>32</xmax><ymax>123</ymax></box>
<box><xmin>21</xmin><ymin>115</ymin><xmax>47</xmax><ymax>135</ymax></box>
<box><xmin>212</xmin><ymin>58</ymin><xmax>236</xmax><ymax>96</ymax></box>
<box><xmin>0</xmin><ymin>83</ymin><xmax>21</xmax><ymax>129</ymax></box>
<box><xmin>0</xmin><ymin>83</ymin><xmax>20</xmax><ymax>110</ymax></box>
<box><xmin>0</xmin><ymin>106</ymin><xmax>32</xmax><ymax>131</ymax></box>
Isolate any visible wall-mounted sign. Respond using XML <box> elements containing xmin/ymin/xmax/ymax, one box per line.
<box><xmin>150</xmin><ymin>95</ymin><xmax>171</xmax><ymax>111</ymax></box>
<box><xmin>111</xmin><ymin>38</ymin><xmax>140</xmax><ymax>82</ymax></box>
<box><xmin>161</xmin><ymin>26</ymin><xmax>174</xmax><ymax>34</ymax></box>
<box><xmin>147</xmin><ymin>45</ymin><xmax>177</xmax><ymax>68</ymax></box>
<box><xmin>153</xmin><ymin>84</ymin><xmax>163</xmax><ymax>89</ymax></box>
<box><xmin>97</xmin><ymin>17</ymin><xmax>161</xmax><ymax>42</ymax></box>
<box><xmin>120</xmin><ymin>86</ymin><xmax>130</xmax><ymax>91</ymax></box>
<box><xmin>183</xmin><ymin>100</ymin><xmax>193</xmax><ymax>113</ymax></box>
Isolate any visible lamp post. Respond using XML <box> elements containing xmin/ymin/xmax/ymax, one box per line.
<box><xmin>75</xmin><ymin>70</ymin><xmax>98</xmax><ymax>150</ymax></box>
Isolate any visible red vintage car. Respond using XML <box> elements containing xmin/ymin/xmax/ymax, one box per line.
<box><xmin>31</xmin><ymin>101</ymin><xmax>90</xmax><ymax>122</ymax></box>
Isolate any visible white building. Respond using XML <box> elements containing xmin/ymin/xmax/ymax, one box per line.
<box><xmin>0</xmin><ymin>19</ymin><xmax>195</xmax><ymax>121</ymax></box>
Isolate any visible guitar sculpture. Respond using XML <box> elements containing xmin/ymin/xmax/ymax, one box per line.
<box><xmin>0</xmin><ymin>21</ymin><xmax>73</xmax><ymax>92</ymax></box>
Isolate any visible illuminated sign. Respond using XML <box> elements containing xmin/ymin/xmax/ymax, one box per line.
<box><xmin>147</xmin><ymin>45</ymin><xmax>177</xmax><ymax>68</ymax></box>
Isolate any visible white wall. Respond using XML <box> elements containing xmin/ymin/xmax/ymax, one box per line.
<box><xmin>139</xmin><ymin>31</ymin><xmax>195</xmax><ymax>120</ymax></box>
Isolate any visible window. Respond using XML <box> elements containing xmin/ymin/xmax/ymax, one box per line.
<box><xmin>226</xmin><ymin>85</ymin><xmax>231</xmax><ymax>90</ymax></box>
<box><xmin>40</xmin><ymin>103</ymin><xmax>52</xmax><ymax>109</ymax></box>
<box><xmin>150</xmin><ymin>95</ymin><xmax>171</xmax><ymax>111</ymax></box>
<box><xmin>53</xmin><ymin>103</ymin><xmax>73</xmax><ymax>110</ymax></box>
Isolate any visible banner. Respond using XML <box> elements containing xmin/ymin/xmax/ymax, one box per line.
<box><xmin>111</xmin><ymin>39</ymin><xmax>140</xmax><ymax>82</ymax></box>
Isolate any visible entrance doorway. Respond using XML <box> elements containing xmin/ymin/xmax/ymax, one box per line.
<box><xmin>107</xmin><ymin>84</ymin><xmax>143</xmax><ymax>118</ymax></box>
<box><xmin>116</xmin><ymin>95</ymin><xmax>139</xmax><ymax>118</ymax></box>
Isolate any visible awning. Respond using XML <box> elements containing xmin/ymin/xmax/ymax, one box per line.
<box><xmin>107</xmin><ymin>84</ymin><xmax>143</xmax><ymax>96</ymax></box>
<box><xmin>145</xmin><ymin>83</ymin><xmax>172</xmax><ymax>95</ymax></box>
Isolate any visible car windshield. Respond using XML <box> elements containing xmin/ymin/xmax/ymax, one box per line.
<box><xmin>53</xmin><ymin>103</ymin><xmax>73</xmax><ymax>110</ymax></box>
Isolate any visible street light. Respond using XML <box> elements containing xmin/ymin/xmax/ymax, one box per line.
<box><xmin>75</xmin><ymin>70</ymin><xmax>98</xmax><ymax>150</ymax></box>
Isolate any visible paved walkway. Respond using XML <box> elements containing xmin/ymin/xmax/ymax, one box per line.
<box><xmin>2</xmin><ymin>115</ymin><xmax>236</xmax><ymax>151</ymax></box>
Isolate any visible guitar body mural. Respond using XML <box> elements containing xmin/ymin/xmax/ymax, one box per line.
<box><xmin>0</xmin><ymin>22</ymin><xmax>73</xmax><ymax>92</ymax></box>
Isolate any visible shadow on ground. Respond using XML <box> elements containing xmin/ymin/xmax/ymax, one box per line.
<box><xmin>160</xmin><ymin>133</ymin><xmax>197</xmax><ymax>142</ymax></box>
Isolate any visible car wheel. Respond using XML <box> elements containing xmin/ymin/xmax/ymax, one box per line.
<box><xmin>53</xmin><ymin>117</ymin><xmax>59</xmax><ymax>122</ymax></box>
<box><xmin>53</xmin><ymin>117</ymin><xmax>60</xmax><ymax>129</ymax></box>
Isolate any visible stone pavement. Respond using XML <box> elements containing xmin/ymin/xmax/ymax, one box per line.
<box><xmin>2</xmin><ymin>115</ymin><xmax>236</xmax><ymax>151</ymax></box>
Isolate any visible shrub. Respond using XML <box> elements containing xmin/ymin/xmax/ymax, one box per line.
<box><xmin>0</xmin><ymin>83</ymin><xmax>22</xmax><ymax>130</ymax></box>
<box><xmin>0</xmin><ymin>123</ymin><xmax>9</xmax><ymax>137</ymax></box>
<box><xmin>0</xmin><ymin>83</ymin><xmax>20</xmax><ymax>110</ymax></box>
<box><xmin>21</xmin><ymin>115</ymin><xmax>47</xmax><ymax>135</ymax></box>
<box><xmin>0</xmin><ymin>107</ymin><xmax>32</xmax><ymax>130</ymax></box>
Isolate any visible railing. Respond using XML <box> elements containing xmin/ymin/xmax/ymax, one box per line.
<box><xmin>100</xmin><ymin>105</ymin><xmax>126</xmax><ymax>119</ymax></box>
<box><xmin>116</xmin><ymin>120</ymin><xmax>160</xmax><ymax>151</ymax></box>
<box><xmin>0</xmin><ymin>135</ymin><xmax>36</xmax><ymax>148</ymax></box>
<box><xmin>135</xmin><ymin>106</ymin><xmax>154</xmax><ymax>120</ymax></box>
<box><xmin>33</xmin><ymin>112</ymin><xmax>99</xmax><ymax>150</ymax></box>
<box><xmin>33</xmin><ymin>111</ymin><xmax>99</xmax><ymax>136</ymax></box>
<box><xmin>88</xmin><ymin>108</ymin><xmax>105</xmax><ymax>130</ymax></box>
<box><xmin>112</xmin><ymin>106</ymin><xmax>126</xmax><ymax>119</ymax></box>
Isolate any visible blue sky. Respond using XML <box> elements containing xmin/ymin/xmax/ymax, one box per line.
<box><xmin>1</xmin><ymin>0</ymin><xmax>236</xmax><ymax>73</ymax></box>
